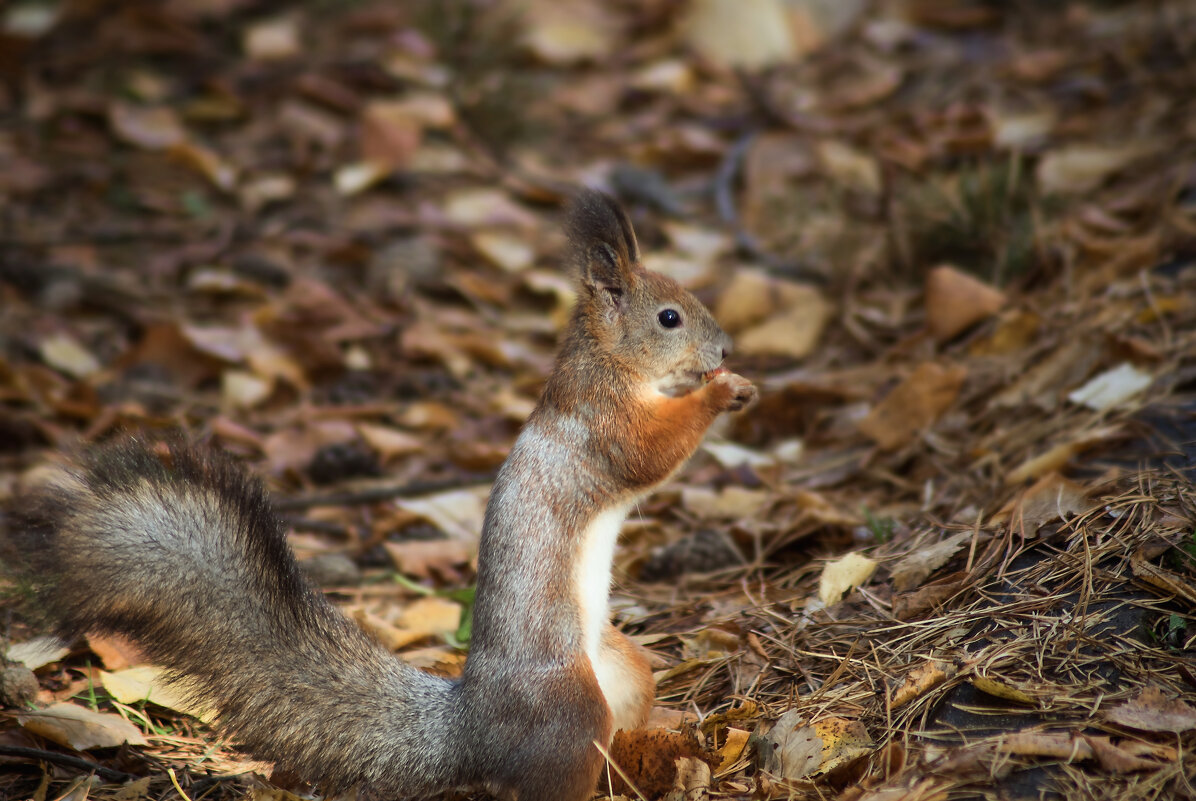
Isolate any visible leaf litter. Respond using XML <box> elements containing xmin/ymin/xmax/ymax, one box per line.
<box><xmin>2</xmin><ymin>1</ymin><xmax>1196</xmax><ymax>800</ymax></box>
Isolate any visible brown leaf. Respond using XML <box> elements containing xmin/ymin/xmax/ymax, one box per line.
<box><xmin>1082</xmin><ymin>735</ymin><xmax>1168</xmax><ymax>773</ymax></box>
<box><xmin>998</xmin><ymin>472</ymin><xmax>1092</xmax><ymax>538</ymax></box>
<box><xmin>18</xmin><ymin>702</ymin><xmax>148</xmax><ymax>749</ymax></box>
<box><xmin>924</xmin><ymin>265</ymin><xmax>1005</xmax><ymax>343</ymax></box>
<box><xmin>858</xmin><ymin>363</ymin><xmax>967</xmax><ymax>451</ymax></box>
<box><xmin>1130</xmin><ymin>557</ymin><xmax>1196</xmax><ymax>606</ymax></box>
<box><xmin>890</xmin><ymin>660</ymin><xmax>956</xmax><ymax>711</ymax></box>
<box><xmin>109</xmin><ymin>102</ymin><xmax>186</xmax><ymax>150</ymax></box>
<box><xmin>819</xmin><ymin>552</ymin><xmax>877</xmax><ymax>604</ymax></box>
<box><xmin>889</xmin><ymin>531</ymin><xmax>975</xmax><ymax>592</ymax></box>
<box><xmin>756</xmin><ymin>709</ymin><xmax>821</xmax><ymax>780</ymax></box>
<box><xmin>606</xmin><ymin>727</ymin><xmax>716</xmax><ymax>796</ymax></box>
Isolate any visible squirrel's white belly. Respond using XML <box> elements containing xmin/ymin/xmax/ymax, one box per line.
<box><xmin>574</xmin><ymin>503</ymin><xmax>630</xmax><ymax>664</ymax></box>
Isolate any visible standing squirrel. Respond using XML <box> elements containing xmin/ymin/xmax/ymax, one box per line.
<box><xmin>4</xmin><ymin>190</ymin><xmax>757</xmax><ymax>801</ymax></box>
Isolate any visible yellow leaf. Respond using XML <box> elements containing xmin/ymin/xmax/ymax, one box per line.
<box><xmin>818</xmin><ymin>552</ymin><xmax>877</xmax><ymax>604</ymax></box>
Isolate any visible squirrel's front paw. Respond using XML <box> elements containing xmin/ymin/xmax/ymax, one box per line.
<box><xmin>708</xmin><ymin>372</ymin><xmax>758</xmax><ymax>413</ymax></box>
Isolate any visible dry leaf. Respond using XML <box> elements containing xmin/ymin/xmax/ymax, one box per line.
<box><xmin>890</xmin><ymin>660</ymin><xmax>956</xmax><ymax>710</ymax></box>
<box><xmin>517</xmin><ymin>0</ymin><xmax>617</xmax><ymax>64</ymax></box>
<box><xmin>360</xmin><ymin>101</ymin><xmax>423</xmax><ymax>169</ymax></box>
<box><xmin>819</xmin><ymin>552</ymin><xmax>877</xmax><ymax>604</ymax></box>
<box><xmin>1067</xmin><ymin>362</ymin><xmax>1153</xmax><ymax>411</ymax></box>
<box><xmin>109</xmin><ymin>103</ymin><xmax>186</xmax><ymax>150</ymax></box>
<box><xmin>471</xmin><ymin>230</ymin><xmax>536</xmax><ymax>272</ymax></box>
<box><xmin>859</xmin><ymin>363</ymin><xmax>967</xmax><ymax>451</ymax></box>
<box><xmin>19</xmin><ymin>702</ymin><xmax>148</xmax><ymax>749</ymax></box>
<box><xmin>684</xmin><ymin>0</ymin><xmax>796</xmax><ymax>70</ymax></box>
<box><xmin>681</xmin><ymin>486</ymin><xmax>771</xmax><ymax>519</ymax></box>
<box><xmin>607</xmin><ymin>728</ymin><xmax>715</xmax><ymax>796</ymax></box>
<box><xmin>39</xmin><ymin>334</ymin><xmax>101</xmax><ymax>378</ymax></box>
<box><xmin>998</xmin><ymin>731</ymin><xmax>1093</xmax><ymax>760</ymax></box>
<box><xmin>817</xmin><ymin>140</ymin><xmax>881</xmax><ymax>194</ymax></box>
<box><xmin>1037</xmin><ymin>143</ymin><xmax>1154</xmax><ymax>195</ymax></box>
<box><xmin>100</xmin><ymin>666</ymin><xmax>212</xmax><ymax>721</ymax></box>
<box><xmin>924</xmin><ymin>265</ymin><xmax>1005</xmax><ymax>343</ymax></box>
<box><xmin>1130</xmin><ymin>556</ymin><xmax>1196</xmax><ymax>606</ymax></box>
<box><xmin>716</xmin><ymin>727</ymin><xmax>752</xmax><ymax>773</ymax></box>
<box><xmin>970</xmin><ymin>676</ymin><xmax>1036</xmax><ymax>705</ymax></box>
<box><xmin>889</xmin><ymin>531</ymin><xmax>974</xmax><ymax>592</ymax></box>
<box><xmin>811</xmin><ymin>716</ymin><xmax>874</xmax><ymax>775</ymax></box>
<box><xmin>6</xmin><ymin>636</ymin><xmax>68</xmax><ymax>670</ymax></box>
<box><xmin>396</xmin><ymin>488</ymin><xmax>489</xmax><ymax>542</ymax></box>
<box><xmin>357</xmin><ymin>423</ymin><xmax>423</xmax><ymax>461</ymax></box>
<box><xmin>999</xmin><ymin>472</ymin><xmax>1091</xmax><ymax>537</ymax></box>
<box><xmin>756</xmin><ymin>709</ymin><xmax>823</xmax><ymax>780</ymax></box>
<box><xmin>334</xmin><ymin>161</ymin><xmax>391</xmax><ymax>196</ymax></box>
<box><xmin>244</xmin><ymin>16</ymin><xmax>301</xmax><ymax>60</ymax></box>
<box><xmin>1082</xmin><ymin>735</ymin><xmax>1168</xmax><ymax>773</ymax></box>
<box><xmin>397</xmin><ymin>597</ymin><xmax>462</xmax><ymax>638</ymax></box>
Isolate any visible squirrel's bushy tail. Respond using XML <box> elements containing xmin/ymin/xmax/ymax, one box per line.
<box><xmin>3</xmin><ymin>440</ymin><xmax>459</xmax><ymax>795</ymax></box>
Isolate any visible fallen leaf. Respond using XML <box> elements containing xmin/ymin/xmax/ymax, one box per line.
<box><xmin>334</xmin><ymin>161</ymin><xmax>391</xmax><ymax>196</ymax></box>
<box><xmin>701</xmin><ymin>440</ymin><xmax>774</xmax><ymax>470</ymax></box>
<box><xmin>221</xmin><ymin>369</ymin><xmax>273</xmax><ymax>409</ymax></box>
<box><xmin>100</xmin><ymin>666</ymin><xmax>212</xmax><ymax>721</ymax></box>
<box><xmin>169</xmin><ymin>141</ymin><xmax>237</xmax><ymax>191</ymax></box>
<box><xmin>971</xmin><ymin>676</ymin><xmax>1036</xmax><ymax>705</ymax></box>
<box><xmin>716</xmin><ymin>727</ymin><xmax>752</xmax><ymax>773</ymax></box>
<box><xmin>1037</xmin><ymin>143</ymin><xmax>1155</xmax><ymax>195</ymax></box>
<box><xmin>998</xmin><ymin>731</ymin><xmax>1093</xmax><ymax>760</ymax></box>
<box><xmin>109</xmin><ymin>102</ymin><xmax>186</xmax><ymax>150</ymax></box>
<box><xmin>397</xmin><ymin>597</ymin><xmax>463</xmax><ymax>637</ymax></box>
<box><xmin>383</xmin><ymin>539</ymin><xmax>474</xmax><ymax>582</ymax></box>
<box><xmin>244</xmin><ymin>16</ymin><xmax>301</xmax><ymax>60</ymax></box>
<box><xmin>683</xmin><ymin>0</ymin><xmax>797</xmax><ymax>70</ymax></box>
<box><xmin>519</xmin><ymin>0</ymin><xmax>616</xmax><ymax>64</ymax></box>
<box><xmin>1067</xmin><ymin>362</ymin><xmax>1153</xmax><ymax>411</ymax></box>
<box><xmin>39</xmin><ymin>334</ymin><xmax>101</xmax><ymax>378</ymax></box>
<box><xmin>756</xmin><ymin>710</ymin><xmax>821</xmax><ymax>779</ymax></box>
<box><xmin>1082</xmin><ymin>735</ymin><xmax>1168</xmax><ymax>773</ymax></box>
<box><xmin>1130</xmin><ymin>557</ymin><xmax>1196</xmax><ymax>606</ymax></box>
<box><xmin>471</xmin><ymin>230</ymin><xmax>536</xmax><ymax>272</ymax></box>
<box><xmin>357</xmin><ymin>423</ymin><xmax>423</xmax><ymax>461</ymax></box>
<box><xmin>817</xmin><ymin>140</ymin><xmax>881</xmax><ymax>194</ymax></box>
<box><xmin>360</xmin><ymin>101</ymin><xmax>423</xmax><ymax>169</ymax></box>
<box><xmin>890</xmin><ymin>659</ymin><xmax>956</xmax><ymax>710</ymax></box>
<box><xmin>6</xmin><ymin>636</ymin><xmax>68</xmax><ymax>670</ymax></box>
<box><xmin>18</xmin><ymin>702</ymin><xmax>148</xmax><ymax>749</ymax></box>
<box><xmin>681</xmin><ymin>486</ymin><xmax>771</xmax><ymax>519</ymax></box>
<box><xmin>1004</xmin><ymin>426</ymin><xmax>1121</xmax><ymax>484</ymax></box>
<box><xmin>607</xmin><ymin>728</ymin><xmax>716</xmax><ymax>796</ymax></box>
<box><xmin>890</xmin><ymin>531</ymin><xmax>974</xmax><ymax>592</ymax></box>
<box><xmin>811</xmin><ymin>716</ymin><xmax>874</xmax><ymax>774</ymax></box>
<box><xmin>859</xmin><ymin>363</ymin><xmax>967</xmax><ymax>451</ymax></box>
<box><xmin>396</xmin><ymin>488</ymin><xmax>489</xmax><ymax>542</ymax></box>
<box><xmin>924</xmin><ymin>265</ymin><xmax>1005</xmax><ymax>343</ymax></box>
<box><xmin>999</xmin><ymin>472</ymin><xmax>1091</xmax><ymax>537</ymax></box>
<box><xmin>736</xmin><ymin>302</ymin><xmax>833</xmax><ymax>360</ymax></box>
<box><xmin>819</xmin><ymin>552</ymin><xmax>877</xmax><ymax>604</ymax></box>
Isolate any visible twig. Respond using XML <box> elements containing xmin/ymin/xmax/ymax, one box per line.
<box><xmin>712</xmin><ymin>131</ymin><xmax>827</xmax><ymax>285</ymax></box>
<box><xmin>272</xmin><ymin>473</ymin><xmax>495</xmax><ymax>512</ymax></box>
<box><xmin>0</xmin><ymin>745</ymin><xmax>137</xmax><ymax>783</ymax></box>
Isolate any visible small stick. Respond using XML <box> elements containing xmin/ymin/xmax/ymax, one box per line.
<box><xmin>0</xmin><ymin>745</ymin><xmax>136</xmax><ymax>783</ymax></box>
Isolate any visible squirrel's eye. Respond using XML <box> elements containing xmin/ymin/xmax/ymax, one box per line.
<box><xmin>658</xmin><ymin>309</ymin><xmax>681</xmax><ymax>329</ymax></box>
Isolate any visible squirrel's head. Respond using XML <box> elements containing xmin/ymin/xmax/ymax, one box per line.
<box><xmin>565</xmin><ymin>190</ymin><xmax>732</xmax><ymax>396</ymax></box>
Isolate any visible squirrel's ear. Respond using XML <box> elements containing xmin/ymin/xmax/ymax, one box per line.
<box><xmin>565</xmin><ymin>190</ymin><xmax>640</xmax><ymax>314</ymax></box>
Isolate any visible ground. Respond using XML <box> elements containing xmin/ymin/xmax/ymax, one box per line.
<box><xmin>1</xmin><ymin>1</ymin><xmax>1195</xmax><ymax>800</ymax></box>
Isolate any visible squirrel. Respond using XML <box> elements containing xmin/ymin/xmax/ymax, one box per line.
<box><xmin>3</xmin><ymin>190</ymin><xmax>757</xmax><ymax>801</ymax></box>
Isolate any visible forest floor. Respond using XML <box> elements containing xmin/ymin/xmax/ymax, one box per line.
<box><xmin>2</xmin><ymin>1</ymin><xmax>1196</xmax><ymax>800</ymax></box>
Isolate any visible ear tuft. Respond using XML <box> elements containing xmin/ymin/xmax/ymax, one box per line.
<box><xmin>565</xmin><ymin>189</ymin><xmax>640</xmax><ymax>296</ymax></box>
